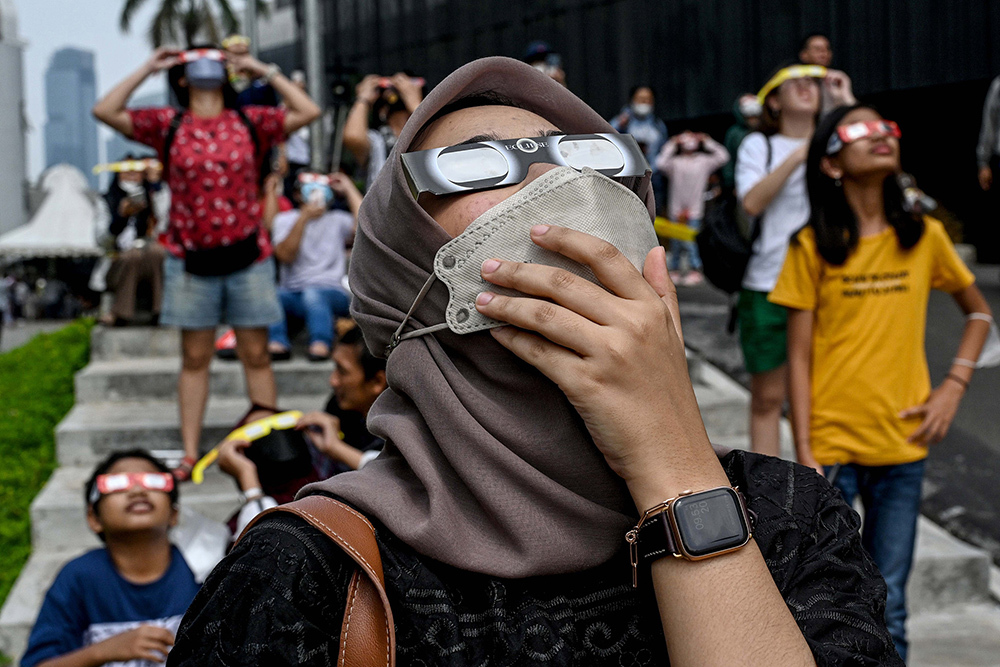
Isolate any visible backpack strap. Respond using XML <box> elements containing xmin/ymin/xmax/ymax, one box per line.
<box><xmin>161</xmin><ymin>110</ymin><xmax>186</xmax><ymax>181</ymax></box>
<box><xmin>238</xmin><ymin>495</ymin><xmax>396</xmax><ymax>667</ymax></box>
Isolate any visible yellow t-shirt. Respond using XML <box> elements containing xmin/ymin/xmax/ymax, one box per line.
<box><xmin>769</xmin><ymin>218</ymin><xmax>974</xmax><ymax>466</ymax></box>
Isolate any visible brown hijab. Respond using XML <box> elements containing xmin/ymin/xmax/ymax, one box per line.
<box><xmin>302</xmin><ymin>57</ymin><xmax>655</xmax><ymax>577</ymax></box>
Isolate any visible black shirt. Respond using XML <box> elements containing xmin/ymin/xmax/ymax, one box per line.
<box><xmin>167</xmin><ymin>451</ymin><xmax>902</xmax><ymax>666</ymax></box>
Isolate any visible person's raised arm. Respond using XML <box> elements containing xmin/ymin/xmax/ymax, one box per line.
<box><xmin>228</xmin><ymin>54</ymin><xmax>320</xmax><ymax>134</ymax></box>
<box><xmin>343</xmin><ymin>75</ymin><xmax>381</xmax><ymax>166</ymax></box>
<box><xmin>787</xmin><ymin>308</ymin><xmax>821</xmax><ymax>475</ymax></box>
<box><xmin>92</xmin><ymin>49</ymin><xmax>179</xmax><ymax>137</ymax></box>
<box><xmin>741</xmin><ymin>142</ymin><xmax>808</xmax><ymax>218</ymax></box>
<box><xmin>477</xmin><ymin>227</ymin><xmax>817</xmax><ymax>666</ymax></box>
<box><xmin>701</xmin><ymin>134</ymin><xmax>731</xmax><ymax>171</ymax></box>
<box><xmin>654</xmin><ymin>137</ymin><xmax>679</xmax><ymax>175</ymax></box>
<box><xmin>273</xmin><ymin>203</ymin><xmax>325</xmax><ymax>265</ymax></box>
<box><xmin>329</xmin><ymin>173</ymin><xmax>364</xmax><ymax>220</ymax></box>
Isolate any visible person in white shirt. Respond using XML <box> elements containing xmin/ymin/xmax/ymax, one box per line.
<box><xmin>267</xmin><ymin>172</ymin><xmax>363</xmax><ymax>361</ymax></box>
<box><xmin>734</xmin><ymin>63</ymin><xmax>853</xmax><ymax>457</ymax></box>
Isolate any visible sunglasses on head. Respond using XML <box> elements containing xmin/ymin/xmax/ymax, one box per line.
<box><xmin>177</xmin><ymin>49</ymin><xmax>226</xmax><ymax>64</ymax></box>
<box><xmin>826</xmin><ymin>120</ymin><xmax>901</xmax><ymax>154</ymax></box>
<box><xmin>89</xmin><ymin>472</ymin><xmax>174</xmax><ymax>505</ymax></box>
<box><xmin>400</xmin><ymin>133</ymin><xmax>651</xmax><ymax>199</ymax></box>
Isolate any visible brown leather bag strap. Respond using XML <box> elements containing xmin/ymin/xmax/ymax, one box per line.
<box><xmin>238</xmin><ymin>495</ymin><xmax>396</xmax><ymax>667</ymax></box>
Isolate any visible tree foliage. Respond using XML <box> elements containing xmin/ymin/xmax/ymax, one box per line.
<box><xmin>120</xmin><ymin>0</ymin><xmax>270</xmax><ymax>48</ymax></box>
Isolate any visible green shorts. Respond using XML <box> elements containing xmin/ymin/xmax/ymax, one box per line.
<box><xmin>737</xmin><ymin>289</ymin><xmax>788</xmax><ymax>375</ymax></box>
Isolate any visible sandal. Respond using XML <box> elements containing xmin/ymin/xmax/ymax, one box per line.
<box><xmin>173</xmin><ymin>455</ymin><xmax>197</xmax><ymax>483</ymax></box>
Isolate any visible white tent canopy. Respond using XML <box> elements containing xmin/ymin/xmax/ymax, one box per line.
<box><xmin>0</xmin><ymin>165</ymin><xmax>103</xmax><ymax>258</ymax></box>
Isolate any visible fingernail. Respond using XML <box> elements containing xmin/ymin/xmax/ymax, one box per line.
<box><xmin>481</xmin><ymin>259</ymin><xmax>501</xmax><ymax>274</ymax></box>
<box><xmin>531</xmin><ymin>225</ymin><xmax>550</xmax><ymax>235</ymax></box>
<box><xmin>476</xmin><ymin>292</ymin><xmax>494</xmax><ymax>306</ymax></box>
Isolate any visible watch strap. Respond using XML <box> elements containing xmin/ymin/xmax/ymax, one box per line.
<box><xmin>632</xmin><ymin>488</ymin><xmax>756</xmax><ymax>575</ymax></box>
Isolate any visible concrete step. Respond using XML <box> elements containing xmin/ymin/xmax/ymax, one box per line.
<box><xmin>55</xmin><ymin>395</ymin><xmax>329</xmax><ymax>466</ymax></box>
<box><xmin>0</xmin><ymin>547</ymin><xmax>90</xmax><ymax>665</ymax></box>
<box><xmin>908</xmin><ymin>518</ymin><xmax>993</xmax><ymax>614</ymax></box>
<box><xmin>90</xmin><ymin>326</ymin><xmax>183</xmax><ymax>360</ymax></box>
<box><xmin>75</xmin><ymin>357</ymin><xmax>334</xmax><ymax>404</ymax></box>
<box><xmin>908</xmin><ymin>603</ymin><xmax>1000</xmax><ymax>667</ymax></box>
<box><xmin>29</xmin><ymin>466</ymin><xmax>241</xmax><ymax>553</ymax></box>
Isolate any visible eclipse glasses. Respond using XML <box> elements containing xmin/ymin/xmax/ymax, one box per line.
<box><xmin>826</xmin><ymin>120</ymin><xmax>901</xmax><ymax>154</ymax></box>
<box><xmin>756</xmin><ymin>65</ymin><xmax>828</xmax><ymax>104</ymax></box>
<box><xmin>89</xmin><ymin>472</ymin><xmax>174</xmax><ymax>505</ymax></box>
<box><xmin>401</xmin><ymin>133</ymin><xmax>651</xmax><ymax>198</ymax></box>
<box><xmin>177</xmin><ymin>49</ymin><xmax>226</xmax><ymax>64</ymax></box>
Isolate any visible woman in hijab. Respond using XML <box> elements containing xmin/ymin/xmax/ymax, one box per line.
<box><xmin>168</xmin><ymin>58</ymin><xmax>900</xmax><ymax>666</ymax></box>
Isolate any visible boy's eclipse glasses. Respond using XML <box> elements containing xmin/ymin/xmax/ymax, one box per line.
<box><xmin>401</xmin><ymin>133</ymin><xmax>651</xmax><ymax>198</ymax></box>
<box><xmin>89</xmin><ymin>472</ymin><xmax>174</xmax><ymax>505</ymax></box>
<box><xmin>826</xmin><ymin>120</ymin><xmax>901</xmax><ymax>154</ymax></box>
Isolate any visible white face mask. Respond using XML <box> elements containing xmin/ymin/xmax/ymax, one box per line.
<box><xmin>387</xmin><ymin>167</ymin><xmax>657</xmax><ymax>353</ymax></box>
<box><xmin>680</xmin><ymin>138</ymin><xmax>700</xmax><ymax>152</ymax></box>
<box><xmin>119</xmin><ymin>180</ymin><xmax>144</xmax><ymax>196</ymax></box>
<box><xmin>631</xmin><ymin>103</ymin><xmax>653</xmax><ymax>118</ymax></box>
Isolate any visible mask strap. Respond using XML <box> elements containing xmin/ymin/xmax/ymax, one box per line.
<box><xmin>385</xmin><ymin>273</ymin><xmax>450</xmax><ymax>357</ymax></box>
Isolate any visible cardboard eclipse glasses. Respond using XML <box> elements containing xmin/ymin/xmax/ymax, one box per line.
<box><xmin>177</xmin><ymin>49</ymin><xmax>226</xmax><ymax>64</ymax></box>
<box><xmin>756</xmin><ymin>64</ymin><xmax>828</xmax><ymax>104</ymax></box>
<box><xmin>401</xmin><ymin>133</ymin><xmax>651</xmax><ymax>198</ymax></box>
<box><xmin>89</xmin><ymin>472</ymin><xmax>174</xmax><ymax>505</ymax></box>
<box><xmin>826</xmin><ymin>120</ymin><xmax>901</xmax><ymax>154</ymax></box>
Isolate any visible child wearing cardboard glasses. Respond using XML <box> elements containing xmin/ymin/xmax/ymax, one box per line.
<box><xmin>21</xmin><ymin>450</ymin><xmax>199</xmax><ymax>667</ymax></box>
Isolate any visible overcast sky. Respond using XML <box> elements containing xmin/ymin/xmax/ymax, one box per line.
<box><xmin>16</xmin><ymin>0</ymin><xmax>252</xmax><ymax>180</ymax></box>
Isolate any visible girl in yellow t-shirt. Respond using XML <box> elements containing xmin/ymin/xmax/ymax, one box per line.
<box><xmin>770</xmin><ymin>104</ymin><xmax>994</xmax><ymax>662</ymax></box>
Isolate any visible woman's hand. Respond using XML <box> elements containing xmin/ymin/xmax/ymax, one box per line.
<box><xmin>390</xmin><ymin>72</ymin><xmax>423</xmax><ymax>112</ymax></box>
<box><xmin>228</xmin><ymin>53</ymin><xmax>269</xmax><ymax>80</ymax></box>
<box><xmin>979</xmin><ymin>165</ymin><xmax>993</xmax><ymax>191</ymax></box>
<box><xmin>355</xmin><ymin>74</ymin><xmax>382</xmax><ymax>106</ymax></box>
<box><xmin>823</xmin><ymin>69</ymin><xmax>857</xmax><ymax>106</ymax></box>
<box><xmin>216</xmin><ymin>439</ymin><xmax>261</xmax><ymax>491</ymax></box>
<box><xmin>297</xmin><ymin>411</ymin><xmax>344</xmax><ymax>456</ymax></box>
<box><xmin>143</xmin><ymin>47</ymin><xmax>181</xmax><ymax>75</ymax></box>
<box><xmin>900</xmin><ymin>381</ymin><xmax>965</xmax><ymax>445</ymax></box>
<box><xmin>475</xmin><ymin>225</ymin><xmax>726</xmax><ymax>507</ymax></box>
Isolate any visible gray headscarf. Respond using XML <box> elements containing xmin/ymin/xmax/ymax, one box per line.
<box><xmin>301</xmin><ymin>56</ymin><xmax>655</xmax><ymax>577</ymax></box>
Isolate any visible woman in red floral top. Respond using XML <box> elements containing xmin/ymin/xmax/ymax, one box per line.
<box><xmin>93</xmin><ymin>47</ymin><xmax>321</xmax><ymax>479</ymax></box>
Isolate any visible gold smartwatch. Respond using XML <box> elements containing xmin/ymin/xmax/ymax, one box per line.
<box><xmin>626</xmin><ymin>486</ymin><xmax>755</xmax><ymax>587</ymax></box>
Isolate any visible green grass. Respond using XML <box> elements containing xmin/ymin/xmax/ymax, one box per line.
<box><xmin>0</xmin><ymin>319</ymin><xmax>93</xmax><ymax>610</ymax></box>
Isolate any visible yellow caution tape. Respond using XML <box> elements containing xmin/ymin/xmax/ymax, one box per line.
<box><xmin>654</xmin><ymin>217</ymin><xmax>699</xmax><ymax>242</ymax></box>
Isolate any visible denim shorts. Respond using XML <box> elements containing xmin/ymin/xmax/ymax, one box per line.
<box><xmin>161</xmin><ymin>254</ymin><xmax>282</xmax><ymax>330</ymax></box>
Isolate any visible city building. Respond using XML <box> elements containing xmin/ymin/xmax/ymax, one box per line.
<box><xmin>43</xmin><ymin>47</ymin><xmax>99</xmax><ymax>190</ymax></box>
<box><xmin>0</xmin><ymin>0</ymin><xmax>28</xmax><ymax>237</ymax></box>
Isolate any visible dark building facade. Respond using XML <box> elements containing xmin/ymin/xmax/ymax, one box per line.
<box><xmin>265</xmin><ymin>0</ymin><xmax>1000</xmax><ymax>259</ymax></box>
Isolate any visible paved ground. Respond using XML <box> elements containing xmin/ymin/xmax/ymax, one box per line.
<box><xmin>675</xmin><ymin>264</ymin><xmax>1000</xmax><ymax>568</ymax></box>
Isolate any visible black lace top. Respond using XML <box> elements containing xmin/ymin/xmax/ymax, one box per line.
<box><xmin>167</xmin><ymin>451</ymin><xmax>902</xmax><ymax>666</ymax></box>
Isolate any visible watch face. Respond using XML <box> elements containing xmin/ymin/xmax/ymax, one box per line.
<box><xmin>672</xmin><ymin>487</ymin><xmax>750</xmax><ymax>558</ymax></box>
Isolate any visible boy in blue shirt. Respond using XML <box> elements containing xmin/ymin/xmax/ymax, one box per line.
<box><xmin>22</xmin><ymin>450</ymin><xmax>199</xmax><ymax>667</ymax></box>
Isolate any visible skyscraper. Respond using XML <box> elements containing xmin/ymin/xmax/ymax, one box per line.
<box><xmin>44</xmin><ymin>47</ymin><xmax>99</xmax><ymax>190</ymax></box>
<box><xmin>0</xmin><ymin>0</ymin><xmax>28</xmax><ymax>236</ymax></box>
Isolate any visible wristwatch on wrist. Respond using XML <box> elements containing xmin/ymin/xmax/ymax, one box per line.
<box><xmin>625</xmin><ymin>486</ymin><xmax>755</xmax><ymax>587</ymax></box>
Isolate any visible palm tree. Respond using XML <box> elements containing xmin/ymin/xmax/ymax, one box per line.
<box><xmin>120</xmin><ymin>0</ymin><xmax>269</xmax><ymax>48</ymax></box>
